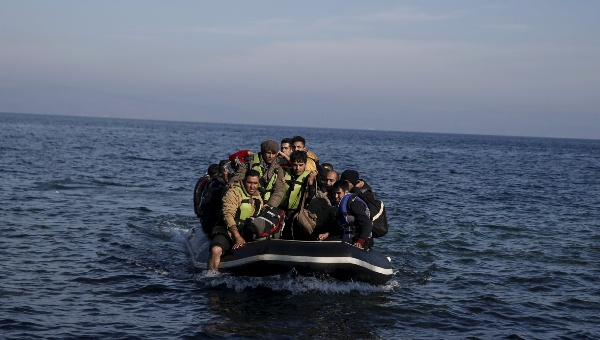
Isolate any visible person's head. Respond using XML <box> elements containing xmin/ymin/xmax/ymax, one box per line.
<box><xmin>333</xmin><ymin>180</ymin><xmax>351</xmax><ymax>203</ymax></box>
<box><xmin>291</xmin><ymin>135</ymin><xmax>306</xmax><ymax>151</ymax></box>
<box><xmin>326</xmin><ymin>170</ymin><xmax>339</xmax><ymax>189</ymax></box>
<box><xmin>243</xmin><ymin>169</ymin><xmax>260</xmax><ymax>195</ymax></box>
<box><xmin>290</xmin><ymin>150</ymin><xmax>307</xmax><ymax>176</ymax></box>
<box><xmin>280</xmin><ymin>138</ymin><xmax>293</xmax><ymax>157</ymax></box>
<box><xmin>340</xmin><ymin>170</ymin><xmax>360</xmax><ymax>190</ymax></box>
<box><xmin>219</xmin><ymin>160</ymin><xmax>233</xmax><ymax>181</ymax></box>
<box><xmin>260</xmin><ymin>140</ymin><xmax>278</xmax><ymax>165</ymax></box>
<box><xmin>322</xmin><ymin>163</ymin><xmax>333</xmax><ymax>172</ymax></box>
<box><xmin>207</xmin><ymin>163</ymin><xmax>220</xmax><ymax>178</ymax></box>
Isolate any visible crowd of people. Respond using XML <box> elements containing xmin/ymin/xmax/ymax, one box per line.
<box><xmin>193</xmin><ymin>136</ymin><xmax>388</xmax><ymax>270</ymax></box>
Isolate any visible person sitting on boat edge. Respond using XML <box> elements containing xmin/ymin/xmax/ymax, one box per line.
<box><xmin>193</xmin><ymin>163</ymin><xmax>220</xmax><ymax>218</ymax></box>
<box><xmin>317</xmin><ymin>179</ymin><xmax>373</xmax><ymax>249</ymax></box>
<box><xmin>208</xmin><ymin>169</ymin><xmax>263</xmax><ymax>270</ymax></box>
<box><xmin>278</xmin><ymin>150</ymin><xmax>318</xmax><ymax>240</ymax></box>
<box><xmin>228</xmin><ymin>140</ymin><xmax>285</xmax><ymax>208</ymax></box>
<box><xmin>340</xmin><ymin>169</ymin><xmax>389</xmax><ymax>238</ymax></box>
<box><xmin>197</xmin><ymin>160</ymin><xmax>230</xmax><ymax>234</ymax></box>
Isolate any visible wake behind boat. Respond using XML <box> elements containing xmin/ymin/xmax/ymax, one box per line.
<box><xmin>185</xmin><ymin>226</ymin><xmax>394</xmax><ymax>285</ymax></box>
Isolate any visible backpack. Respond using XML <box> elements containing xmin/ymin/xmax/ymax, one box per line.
<box><xmin>193</xmin><ymin>177</ymin><xmax>211</xmax><ymax>218</ymax></box>
<box><xmin>355</xmin><ymin>189</ymin><xmax>389</xmax><ymax>238</ymax></box>
<box><xmin>244</xmin><ymin>205</ymin><xmax>286</xmax><ymax>238</ymax></box>
<box><xmin>198</xmin><ymin>181</ymin><xmax>227</xmax><ymax>234</ymax></box>
<box><xmin>369</xmin><ymin>199</ymin><xmax>388</xmax><ymax>238</ymax></box>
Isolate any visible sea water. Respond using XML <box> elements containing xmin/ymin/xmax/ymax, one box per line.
<box><xmin>1</xmin><ymin>112</ymin><xmax>599</xmax><ymax>339</ymax></box>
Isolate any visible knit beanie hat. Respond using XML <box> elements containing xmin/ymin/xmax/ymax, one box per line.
<box><xmin>340</xmin><ymin>170</ymin><xmax>360</xmax><ymax>186</ymax></box>
<box><xmin>260</xmin><ymin>140</ymin><xmax>279</xmax><ymax>154</ymax></box>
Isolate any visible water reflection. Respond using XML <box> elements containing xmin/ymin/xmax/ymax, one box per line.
<box><xmin>196</xmin><ymin>275</ymin><xmax>397</xmax><ymax>339</ymax></box>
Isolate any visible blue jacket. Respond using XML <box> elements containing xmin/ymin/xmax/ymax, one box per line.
<box><xmin>336</xmin><ymin>193</ymin><xmax>373</xmax><ymax>241</ymax></box>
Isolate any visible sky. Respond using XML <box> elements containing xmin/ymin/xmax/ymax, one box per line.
<box><xmin>1</xmin><ymin>1</ymin><xmax>599</xmax><ymax>139</ymax></box>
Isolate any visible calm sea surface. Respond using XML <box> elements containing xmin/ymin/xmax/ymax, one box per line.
<box><xmin>1</xmin><ymin>112</ymin><xmax>599</xmax><ymax>339</ymax></box>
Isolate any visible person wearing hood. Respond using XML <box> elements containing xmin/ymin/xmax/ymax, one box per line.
<box><xmin>229</xmin><ymin>140</ymin><xmax>285</xmax><ymax>207</ymax></box>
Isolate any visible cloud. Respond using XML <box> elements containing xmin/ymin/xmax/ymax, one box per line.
<box><xmin>194</xmin><ymin>38</ymin><xmax>599</xmax><ymax>99</ymax></box>
<box><xmin>485</xmin><ymin>23</ymin><xmax>529</xmax><ymax>31</ymax></box>
<box><xmin>170</xmin><ymin>18</ymin><xmax>304</xmax><ymax>37</ymax></box>
<box><xmin>167</xmin><ymin>5</ymin><xmax>456</xmax><ymax>38</ymax></box>
<box><xmin>2</xmin><ymin>1</ymin><xmax>599</xmax><ymax>138</ymax></box>
<box><xmin>359</xmin><ymin>5</ymin><xmax>456</xmax><ymax>22</ymax></box>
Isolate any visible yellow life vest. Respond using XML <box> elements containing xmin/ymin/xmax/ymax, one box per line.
<box><xmin>251</xmin><ymin>153</ymin><xmax>278</xmax><ymax>202</ymax></box>
<box><xmin>234</xmin><ymin>186</ymin><xmax>260</xmax><ymax>228</ymax></box>
<box><xmin>280</xmin><ymin>169</ymin><xmax>310</xmax><ymax>210</ymax></box>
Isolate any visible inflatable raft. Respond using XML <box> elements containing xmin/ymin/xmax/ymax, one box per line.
<box><xmin>185</xmin><ymin>227</ymin><xmax>394</xmax><ymax>285</ymax></box>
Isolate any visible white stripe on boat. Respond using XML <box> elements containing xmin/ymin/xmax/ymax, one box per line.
<box><xmin>219</xmin><ymin>254</ymin><xmax>394</xmax><ymax>275</ymax></box>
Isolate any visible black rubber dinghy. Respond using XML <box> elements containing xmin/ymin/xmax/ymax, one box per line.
<box><xmin>185</xmin><ymin>227</ymin><xmax>394</xmax><ymax>285</ymax></box>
